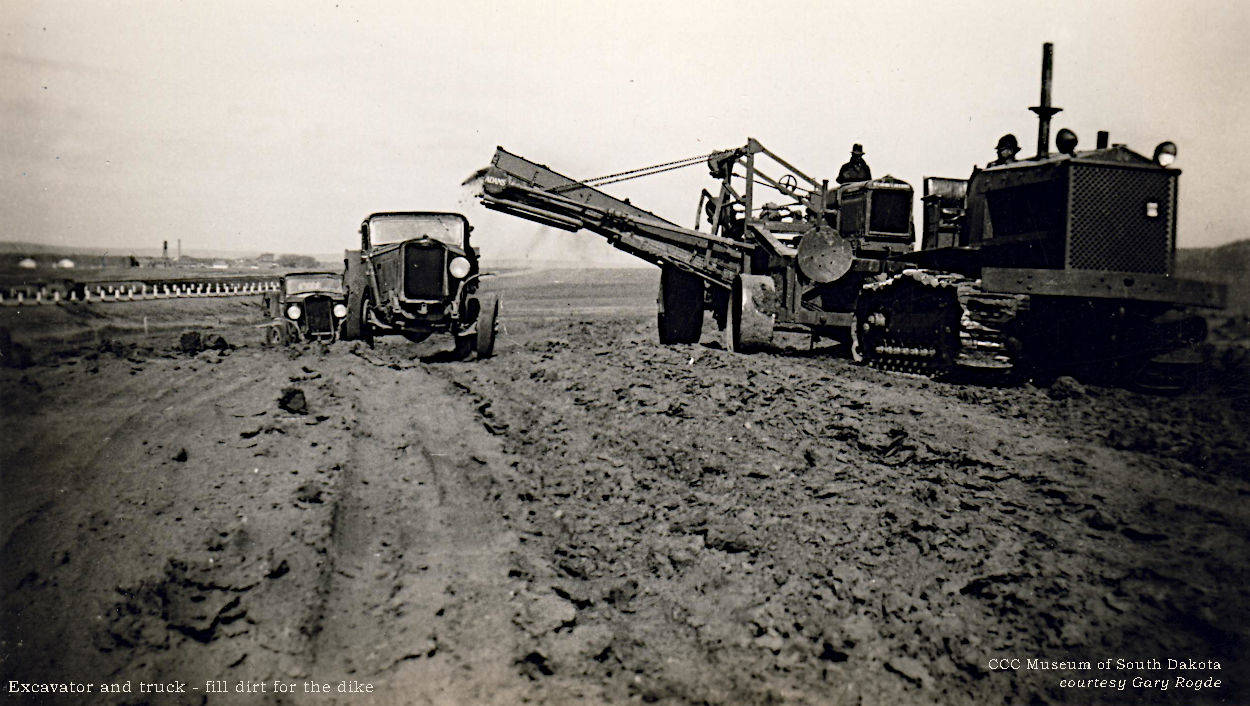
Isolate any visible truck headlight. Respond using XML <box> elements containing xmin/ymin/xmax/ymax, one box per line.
<box><xmin>1153</xmin><ymin>141</ymin><xmax>1177</xmax><ymax>167</ymax></box>
<box><xmin>449</xmin><ymin>257</ymin><xmax>471</xmax><ymax>279</ymax></box>
<box><xmin>286</xmin><ymin>304</ymin><xmax>301</xmax><ymax>319</ymax></box>
<box><xmin>332</xmin><ymin>303</ymin><xmax>348</xmax><ymax>318</ymax></box>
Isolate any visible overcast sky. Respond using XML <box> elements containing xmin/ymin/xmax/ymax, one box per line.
<box><xmin>3</xmin><ymin>0</ymin><xmax>1248</xmax><ymax>263</ymax></box>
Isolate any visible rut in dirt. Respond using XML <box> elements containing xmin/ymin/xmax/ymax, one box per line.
<box><xmin>300</xmin><ymin>354</ymin><xmax>537</xmax><ymax>703</ymax></box>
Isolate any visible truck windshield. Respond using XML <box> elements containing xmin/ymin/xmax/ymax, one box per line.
<box><xmin>369</xmin><ymin>214</ymin><xmax>466</xmax><ymax>248</ymax></box>
<box><xmin>285</xmin><ymin>275</ymin><xmax>343</xmax><ymax>294</ymax></box>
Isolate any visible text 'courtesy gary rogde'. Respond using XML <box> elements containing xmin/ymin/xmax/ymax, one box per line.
<box><xmin>6</xmin><ymin>678</ymin><xmax>377</xmax><ymax>698</ymax></box>
<box><xmin>986</xmin><ymin>656</ymin><xmax>1226</xmax><ymax>695</ymax></box>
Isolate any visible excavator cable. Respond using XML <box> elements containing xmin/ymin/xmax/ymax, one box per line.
<box><xmin>584</xmin><ymin>159</ymin><xmax>710</xmax><ymax>188</ymax></box>
<box><xmin>553</xmin><ymin>151</ymin><xmax>719</xmax><ymax>193</ymax></box>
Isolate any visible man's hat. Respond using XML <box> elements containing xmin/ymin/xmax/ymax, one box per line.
<box><xmin>851</xmin><ymin>143</ymin><xmax>865</xmax><ymax>155</ymax></box>
<box><xmin>995</xmin><ymin>134</ymin><xmax>1021</xmax><ymax>153</ymax></box>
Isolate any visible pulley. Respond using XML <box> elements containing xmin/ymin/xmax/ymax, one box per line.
<box><xmin>796</xmin><ymin>226</ymin><xmax>854</xmax><ymax>283</ymax></box>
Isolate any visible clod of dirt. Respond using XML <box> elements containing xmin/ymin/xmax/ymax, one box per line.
<box><xmin>524</xmin><ymin>593</ymin><xmax>577</xmax><ymax>635</ymax></box>
<box><xmin>278</xmin><ymin>387</ymin><xmax>308</xmax><ymax>415</ymax></box>
<box><xmin>293</xmin><ymin>483</ymin><xmax>323</xmax><ymax>504</ymax></box>
<box><xmin>543</xmin><ymin>624</ymin><xmax>614</xmax><ymax>669</ymax></box>
<box><xmin>101</xmin><ymin>559</ymin><xmax>252</xmax><ymax>653</ymax></box>
<box><xmin>1048</xmin><ymin>375</ymin><xmax>1085</xmax><ymax>400</ymax></box>
<box><xmin>702</xmin><ymin>520</ymin><xmax>757</xmax><ymax>554</ymax></box>
<box><xmin>886</xmin><ymin>656</ymin><xmax>932</xmax><ymax>688</ymax></box>
<box><xmin>801</xmin><ymin>444</ymin><xmax>831</xmax><ymax>468</ymax></box>
<box><xmin>179</xmin><ymin>331</ymin><xmax>203</xmax><ymax>354</ymax></box>
<box><xmin>517</xmin><ymin>650</ymin><xmax>555</xmax><ymax>679</ymax></box>
<box><xmin>173</xmin><ymin>448</ymin><xmax>188</xmax><ymax>463</ymax></box>
<box><xmin>266</xmin><ymin>559</ymin><xmax>290</xmax><ymax>579</ymax></box>
<box><xmin>203</xmin><ymin>333</ymin><xmax>231</xmax><ymax>351</ymax></box>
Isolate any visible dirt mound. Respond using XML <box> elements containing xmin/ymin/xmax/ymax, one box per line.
<box><xmin>432</xmin><ymin>315</ymin><xmax>1250</xmax><ymax>704</ymax></box>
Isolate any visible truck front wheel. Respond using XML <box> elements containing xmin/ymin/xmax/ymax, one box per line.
<box><xmin>724</xmin><ymin>274</ymin><xmax>776</xmax><ymax>353</ymax></box>
<box><xmin>476</xmin><ymin>294</ymin><xmax>500</xmax><ymax>358</ymax></box>
<box><xmin>342</xmin><ymin>250</ymin><xmax>368</xmax><ymax>342</ymax></box>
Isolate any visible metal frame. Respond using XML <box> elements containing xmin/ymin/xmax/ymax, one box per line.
<box><xmin>981</xmin><ymin>267</ymin><xmax>1226</xmax><ymax>308</ymax></box>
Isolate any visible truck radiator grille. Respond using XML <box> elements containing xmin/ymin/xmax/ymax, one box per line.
<box><xmin>404</xmin><ymin>245</ymin><xmax>446</xmax><ymax>299</ymax></box>
<box><xmin>303</xmin><ymin>296</ymin><xmax>334</xmax><ymax>334</ymax></box>
<box><xmin>1068</xmin><ymin>165</ymin><xmax>1174</xmax><ymax>275</ymax></box>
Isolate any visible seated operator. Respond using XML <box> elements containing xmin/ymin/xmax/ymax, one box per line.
<box><xmin>836</xmin><ymin>144</ymin><xmax>872</xmax><ymax>184</ymax></box>
<box><xmin>987</xmin><ymin>134</ymin><xmax>1022</xmax><ymax>167</ymax></box>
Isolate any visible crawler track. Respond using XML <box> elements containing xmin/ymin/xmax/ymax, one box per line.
<box><xmin>853</xmin><ymin>269</ymin><xmax>1029</xmax><ymax>379</ymax></box>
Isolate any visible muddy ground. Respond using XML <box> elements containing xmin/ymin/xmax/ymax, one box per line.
<box><xmin>2</xmin><ymin>267</ymin><xmax>1249</xmax><ymax>705</ymax></box>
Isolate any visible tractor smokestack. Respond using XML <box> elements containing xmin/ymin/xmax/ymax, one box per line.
<box><xmin>1029</xmin><ymin>43</ymin><xmax>1062</xmax><ymax>158</ymax></box>
<box><xmin>1096</xmin><ymin>131</ymin><xmax>1109</xmax><ymax>149</ymax></box>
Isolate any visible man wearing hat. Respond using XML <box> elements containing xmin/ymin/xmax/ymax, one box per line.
<box><xmin>836</xmin><ymin>144</ymin><xmax>872</xmax><ymax>184</ymax></box>
<box><xmin>988</xmin><ymin>134</ymin><xmax>1022</xmax><ymax>167</ymax></box>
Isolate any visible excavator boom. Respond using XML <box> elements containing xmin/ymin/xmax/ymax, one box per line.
<box><xmin>480</xmin><ymin>147</ymin><xmax>752</xmax><ymax>289</ymax></box>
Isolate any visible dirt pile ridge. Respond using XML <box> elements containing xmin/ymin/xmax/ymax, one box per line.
<box><xmin>430</xmin><ymin>316</ymin><xmax>1250</xmax><ymax>705</ymax></box>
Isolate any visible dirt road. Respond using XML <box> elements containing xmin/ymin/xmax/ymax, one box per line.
<box><xmin>1</xmin><ymin>336</ymin><xmax>552</xmax><ymax>704</ymax></box>
<box><xmin>3</xmin><ymin>268</ymin><xmax>1249</xmax><ymax>704</ymax></box>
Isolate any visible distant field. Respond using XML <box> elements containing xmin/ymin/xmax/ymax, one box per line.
<box><xmin>0</xmin><ymin>265</ymin><xmax>281</xmax><ymax>284</ymax></box>
<box><xmin>1177</xmin><ymin>240</ymin><xmax>1250</xmax><ymax>313</ymax></box>
<box><xmin>0</xmin><ymin>267</ymin><xmax>658</xmax><ymax>351</ymax></box>
<box><xmin>488</xmin><ymin>267</ymin><xmax>658</xmax><ymax>319</ymax></box>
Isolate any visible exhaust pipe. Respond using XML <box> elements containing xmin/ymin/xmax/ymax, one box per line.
<box><xmin>1029</xmin><ymin>43</ymin><xmax>1062</xmax><ymax>158</ymax></box>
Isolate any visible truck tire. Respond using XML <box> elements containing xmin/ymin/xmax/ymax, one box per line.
<box><xmin>452</xmin><ymin>333</ymin><xmax>475</xmax><ymax>361</ymax></box>
<box><xmin>657</xmin><ymin>265</ymin><xmax>704</xmax><ymax>344</ymax></box>
<box><xmin>342</xmin><ymin>250</ymin><xmax>367</xmax><ymax>342</ymax></box>
<box><xmin>476</xmin><ymin>294</ymin><xmax>500</xmax><ymax>358</ymax></box>
<box><xmin>724</xmin><ymin>274</ymin><xmax>776</xmax><ymax>352</ymax></box>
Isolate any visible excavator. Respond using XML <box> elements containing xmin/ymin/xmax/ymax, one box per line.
<box><xmin>478</xmin><ymin>44</ymin><xmax>1224</xmax><ymax>389</ymax></box>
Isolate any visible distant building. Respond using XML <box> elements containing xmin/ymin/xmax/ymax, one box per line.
<box><xmin>55</xmin><ymin>258</ymin><xmax>75</xmax><ymax>269</ymax></box>
<box><xmin>18</xmin><ymin>258</ymin><xmax>37</xmax><ymax>269</ymax></box>
<box><xmin>211</xmin><ymin>261</ymin><xmax>229</xmax><ymax>269</ymax></box>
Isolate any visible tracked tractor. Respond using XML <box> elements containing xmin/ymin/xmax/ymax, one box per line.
<box><xmin>865</xmin><ymin>43</ymin><xmax>1223</xmax><ymax>387</ymax></box>
<box><xmin>478</xmin><ymin>44</ymin><xmax>1223</xmax><ymax>388</ymax></box>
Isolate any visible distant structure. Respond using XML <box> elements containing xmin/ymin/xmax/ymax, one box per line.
<box><xmin>55</xmin><ymin>258</ymin><xmax>75</xmax><ymax>269</ymax></box>
<box><xmin>18</xmin><ymin>258</ymin><xmax>37</xmax><ymax>269</ymax></box>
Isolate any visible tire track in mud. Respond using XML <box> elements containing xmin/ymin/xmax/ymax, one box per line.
<box><xmin>3</xmin><ymin>340</ymin><xmax>554</xmax><ymax>703</ymax></box>
<box><xmin>298</xmin><ymin>349</ymin><xmax>534</xmax><ymax>704</ymax></box>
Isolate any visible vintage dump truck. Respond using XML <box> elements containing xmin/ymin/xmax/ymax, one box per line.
<box><xmin>342</xmin><ymin>211</ymin><xmax>498</xmax><ymax>358</ymax></box>
<box><xmin>478</xmin><ymin>44</ymin><xmax>1223</xmax><ymax>388</ymax></box>
<box><xmin>263</xmin><ymin>271</ymin><xmax>348</xmax><ymax>344</ymax></box>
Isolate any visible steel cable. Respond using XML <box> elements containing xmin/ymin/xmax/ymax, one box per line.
<box><xmin>552</xmin><ymin>152</ymin><xmax>718</xmax><ymax>193</ymax></box>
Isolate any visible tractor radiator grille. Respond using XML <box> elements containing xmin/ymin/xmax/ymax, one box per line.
<box><xmin>1068</xmin><ymin>165</ymin><xmax>1174</xmax><ymax>275</ymax></box>
<box><xmin>303</xmin><ymin>297</ymin><xmax>334</xmax><ymax>334</ymax></box>
<box><xmin>403</xmin><ymin>244</ymin><xmax>446</xmax><ymax>299</ymax></box>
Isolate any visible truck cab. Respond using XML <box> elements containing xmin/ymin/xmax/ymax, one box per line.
<box><xmin>342</xmin><ymin>211</ymin><xmax>497</xmax><ymax>358</ymax></box>
<box><xmin>264</xmin><ymin>271</ymin><xmax>348</xmax><ymax>344</ymax></box>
